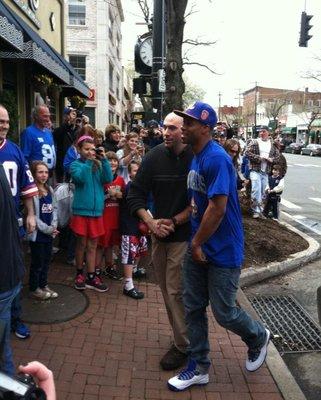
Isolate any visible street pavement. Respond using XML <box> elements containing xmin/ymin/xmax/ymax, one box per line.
<box><xmin>12</xmin><ymin>260</ymin><xmax>283</xmax><ymax>400</ymax></box>
<box><xmin>280</xmin><ymin>153</ymin><xmax>321</xmax><ymax>238</ymax></box>
<box><xmin>244</xmin><ymin>152</ymin><xmax>321</xmax><ymax>400</ymax></box>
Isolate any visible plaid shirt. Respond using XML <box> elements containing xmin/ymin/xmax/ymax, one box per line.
<box><xmin>245</xmin><ymin>139</ymin><xmax>280</xmax><ymax>175</ymax></box>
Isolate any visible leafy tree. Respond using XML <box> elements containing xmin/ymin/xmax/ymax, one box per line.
<box><xmin>182</xmin><ymin>76</ymin><xmax>205</xmax><ymax>108</ymax></box>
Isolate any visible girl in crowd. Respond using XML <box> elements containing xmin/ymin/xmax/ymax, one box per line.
<box><xmin>224</xmin><ymin>139</ymin><xmax>248</xmax><ymax>190</ymax></box>
<box><xmin>70</xmin><ymin>135</ymin><xmax>113</xmax><ymax>292</ymax></box>
<box><xmin>96</xmin><ymin>151</ymin><xmax>125</xmax><ymax>281</ymax></box>
<box><xmin>28</xmin><ymin>161</ymin><xmax>59</xmax><ymax>300</ymax></box>
<box><xmin>116</xmin><ymin>132</ymin><xmax>144</xmax><ymax>183</ymax></box>
<box><xmin>104</xmin><ymin>124</ymin><xmax>121</xmax><ymax>152</ymax></box>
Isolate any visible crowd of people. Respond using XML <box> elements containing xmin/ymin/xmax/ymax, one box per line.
<box><xmin>0</xmin><ymin>99</ymin><xmax>288</xmax><ymax>394</ymax></box>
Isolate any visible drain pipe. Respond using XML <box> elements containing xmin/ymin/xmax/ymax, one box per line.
<box><xmin>317</xmin><ymin>286</ymin><xmax>321</xmax><ymax>326</ymax></box>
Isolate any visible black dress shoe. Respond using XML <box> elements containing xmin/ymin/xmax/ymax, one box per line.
<box><xmin>160</xmin><ymin>344</ymin><xmax>188</xmax><ymax>370</ymax></box>
<box><xmin>123</xmin><ymin>287</ymin><xmax>144</xmax><ymax>300</ymax></box>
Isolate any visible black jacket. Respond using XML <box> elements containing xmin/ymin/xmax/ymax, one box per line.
<box><xmin>127</xmin><ymin>143</ymin><xmax>193</xmax><ymax>242</ymax></box>
<box><xmin>0</xmin><ymin>164</ymin><xmax>24</xmax><ymax>292</ymax></box>
<box><xmin>53</xmin><ymin>123</ymin><xmax>77</xmax><ymax>179</ymax></box>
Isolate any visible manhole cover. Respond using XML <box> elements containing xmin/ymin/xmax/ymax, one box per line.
<box><xmin>248</xmin><ymin>295</ymin><xmax>321</xmax><ymax>353</ymax></box>
<box><xmin>21</xmin><ymin>283</ymin><xmax>89</xmax><ymax>324</ymax></box>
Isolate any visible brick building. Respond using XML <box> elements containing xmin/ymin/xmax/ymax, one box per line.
<box><xmin>242</xmin><ymin>86</ymin><xmax>321</xmax><ymax>129</ymax></box>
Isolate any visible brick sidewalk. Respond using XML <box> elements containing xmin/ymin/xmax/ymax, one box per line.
<box><xmin>12</xmin><ymin>260</ymin><xmax>283</xmax><ymax>400</ymax></box>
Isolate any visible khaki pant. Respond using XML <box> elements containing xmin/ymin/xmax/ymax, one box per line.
<box><xmin>152</xmin><ymin>237</ymin><xmax>189</xmax><ymax>352</ymax></box>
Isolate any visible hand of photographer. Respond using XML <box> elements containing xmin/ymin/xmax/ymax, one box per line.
<box><xmin>96</xmin><ymin>147</ymin><xmax>106</xmax><ymax>159</ymax></box>
<box><xmin>19</xmin><ymin>362</ymin><xmax>56</xmax><ymax>400</ymax></box>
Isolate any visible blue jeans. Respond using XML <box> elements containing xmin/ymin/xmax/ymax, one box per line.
<box><xmin>183</xmin><ymin>252</ymin><xmax>266</xmax><ymax>372</ymax></box>
<box><xmin>250</xmin><ymin>171</ymin><xmax>268</xmax><ymax>214</ymax></box>
<box><xmin>0</xmin><ymin>283</ymin><xmax>21</xmax><ymax>375</ymax></box>
<box><xmin>29</xmin><ymin>241</ymin><xmax>52</xmax><ymax>292</ymax></box>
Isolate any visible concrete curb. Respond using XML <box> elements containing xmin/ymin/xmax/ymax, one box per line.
<box><xmin>240</xmin><ymin>220</ymin><xmax>321</xmax><ymax>287</ymax></box>
<box><xmin>237</xmin><ymin>289</ymin><xmax>307</xmax><ymax>400</ymax></box>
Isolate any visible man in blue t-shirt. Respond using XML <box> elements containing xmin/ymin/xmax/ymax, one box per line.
<box><xmin>167</xmin><ymin>102</ymin><xmax>270</xmax><ymax>392</ymax></box>
<box><xmin>21</xmin><ymin>105</ymin><xmax>56</xmax><ymax>171</ymax></box>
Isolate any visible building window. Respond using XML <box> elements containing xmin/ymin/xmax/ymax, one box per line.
<box><xmin>307</xmin><ymin>99</ymin><xmax>313</xmax><ymax>108</ymax></box>
<box><xmin>68</xmin><ymin>0</ymin><xmax>86</xmax><ymax>26</ymax></box>
<box><xmin>109</xmin><ymin>110</ymin><xmax>115</xmax><ymax>123</ymax></box>
<box><xmin>317</xmin><ymin>99</ymin><xmax>321</xmax><ymax>107</ymax></box>
<box><xmin>109</xmin><ymin>62</ymin><xmax>114</xmax><ymax>92</ymax></box>
<box><xmin>116</xmin><ymin>74</ymin><xmax>120</xmax><ymax>99</ymax></box>
<box><xmin>116</xmin><ymin>115</ymin><xmax>120</xmax><ymax>126</ymax></box>
<box><xmin>108</xmin><ymin>10</ymin><xmax>114</xmax><ymax>41</ymax></box>
<box><xmin>69</xmin><ymin>55</ymin><xmax>86</xmax><ymax>80</ymax></box>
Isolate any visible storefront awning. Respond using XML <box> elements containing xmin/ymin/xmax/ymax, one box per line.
<box><xmin>0</xmin><ymin>2</ymin><xmax>23</xmax><ymax>52</ymax></box>
<box><xmin>45</xmin><ymin>43</ymin><xmax>90</xmax><ymax>98</ymax></box>
<box><xmin>0</xmin><ymin>2</ymin><xmax>89</xmax><ymax>97</ymax></box>
<box><xmin>281</xmin><ymin>127</ymin><xmax>297</xmax><ymax>135</ymax></box>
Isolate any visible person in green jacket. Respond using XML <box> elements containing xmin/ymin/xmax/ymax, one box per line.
<box><xmin>70</xmin><ymin>135</ymin><xmax>113</xmax><ymax>292</ymax></box>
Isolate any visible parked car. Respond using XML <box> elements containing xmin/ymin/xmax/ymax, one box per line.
<box><xmin>300</xmin><ymin>144</ymin><xmax>321</xmax><ymax>156</ymax></box>
<box><xmin>284</xmin><ymin>142</ymin><xmax>304</xmax><ymax>154</ymax></box>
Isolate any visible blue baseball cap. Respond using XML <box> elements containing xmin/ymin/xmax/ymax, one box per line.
<box><xmin>174</xmin><ymin>101</ymin><xmax>218</xmax><ymax>128</ymax></box>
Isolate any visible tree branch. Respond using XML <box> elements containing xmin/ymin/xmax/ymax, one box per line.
<box><xmin>183</xmin><ymin>61</ymin><xmax>219</xmax><ymax>75</ymax></box>
<box><xmin>183</xmin><ymin>38</ymin><xmax>217</xmax><ymax>46</ymax></box>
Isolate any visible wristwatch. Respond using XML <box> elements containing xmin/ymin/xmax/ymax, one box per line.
<box><xmin>171</xmin><ymin>216</ymin><xmax>178</xmax><ymax>227</ymax></box>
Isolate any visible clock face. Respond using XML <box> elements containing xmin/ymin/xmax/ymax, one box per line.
<box><xmin>139</xmin><ymin>37</ymin><xmax>153</xmax><ymax>67</ymax></box>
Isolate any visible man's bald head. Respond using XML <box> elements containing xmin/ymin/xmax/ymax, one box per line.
<box><xmin>0</xmin><ymin>105</ymin><xmax>10</xmax><ymax>143</ymax></box>
<box><xmin>163</xmin><ymin>112</ymin><xmax>185</xmax><ymax>152</ymax></box>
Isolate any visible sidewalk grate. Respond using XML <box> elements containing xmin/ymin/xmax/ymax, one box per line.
<box><xmin>248</xmin><ymin>295</ymin><xmax>321</xmax><ymax>354</ymax></box>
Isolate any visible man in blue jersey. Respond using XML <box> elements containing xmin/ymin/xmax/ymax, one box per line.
<box><xmin>0</xmin><ymin>105</ymin><xmax>38</xmax><ymax>342</ymax></box>
<box><xmin>167</xmin><ymin>102</ymin><xmax>270</xmax><ymax>392</ymax></box>
<box><xmin>21</xmin><ymin>105</ymin><xmax>56</xmax><ymax>172</ymax></box>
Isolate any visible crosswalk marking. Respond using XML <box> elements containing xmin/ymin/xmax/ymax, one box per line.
<box><xmin>293</xmin><ymin>163</ymin><xmax>321</xmax><ymax>168</ymax></box>
<box><xmin>309</xmin><ymin>197</ymin><xmax>321</xmax><ymax>204</ymax></box>
<box><xmin>281</xmin><ymin>212</ymin><xmax>321</xmax><ymax>235</ymax></box>
<box><xmin>280</xmin><ymin>199</ymin><xmax>302</xmax><ymax>210</ymax></box>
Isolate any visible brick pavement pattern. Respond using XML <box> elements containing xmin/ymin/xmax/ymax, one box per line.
<box><xmin>12</xmin><ymin>260</ymin><xmax>283</xmax><ymax>400</ymax></box>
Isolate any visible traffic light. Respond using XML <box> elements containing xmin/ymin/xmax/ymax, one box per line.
<box><xmin>299</xmin><ymin>11</ymin><xmax>313</xmax><ymax>47</ymax></box>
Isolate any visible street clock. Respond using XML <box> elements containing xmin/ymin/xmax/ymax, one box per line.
<box><xmin>135</xmin><ymin>34</ymin><xmax>153</xmax><ymax>75</ymax></box>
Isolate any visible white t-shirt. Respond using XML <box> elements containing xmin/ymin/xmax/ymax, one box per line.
<box><xmin>257</xmin><ymin>138</ymin><xmax>271</xmax><ymax>173</ymax></box>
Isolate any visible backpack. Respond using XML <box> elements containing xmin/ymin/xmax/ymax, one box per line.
<box><xmin>54</xmin><ymin>183</ymin><xmax>74</xmax><ymax>228</ymax></box>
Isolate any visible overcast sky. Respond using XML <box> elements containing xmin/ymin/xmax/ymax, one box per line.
<box><xmin>123</xmin><ymin>0</ymin><xmax>321</xmax><ymax>110</ymax></box>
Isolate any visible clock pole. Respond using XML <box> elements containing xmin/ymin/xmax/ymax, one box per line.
<box><xmin>152</xmin><ymin>0</ymin><xmax>166</xmax><ymax>120</ymax></box>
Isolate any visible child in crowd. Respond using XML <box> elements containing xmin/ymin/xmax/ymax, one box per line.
<box><xmin>28</xmin><ymin>161</ymin><xmax>59</xmax><ymax>300</ymax></box>
<box><xmin>263</xmin><ymin>164</ymin><xmax>284</xmax><ymax>220</ymax></box>
<box><xmin>70</xmin><ymin>135</ymin><xmax>113</xmax><ymax>292</ymax></box>
<box><xmin>119</xmin><ymin>161</ymin><xmax>147</xmax><ymax>300</ymax></box>
<box><xmin>116</xmin><ymin>132</ymin><xmax>144</xmax><ymax>183</ymax></box>
<box><xmin>96</xmin><ymin>151</ymin><xmax>125</xmax><ymax>281</ymax></box>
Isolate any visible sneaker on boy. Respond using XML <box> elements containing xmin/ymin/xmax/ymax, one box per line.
<box><xmin>30</xmin><ymin>288</ymin><xmax>51</xmax><ymax>300</ymax></box>
<box><xmin>167</xmin><ymin>359</ymin><xmax>209</xmax><ymax>392</ymax></box>
<box><xmin>74</xmin><ymin>273</ymin><xmax>86</xmax><ymax>290</ymax></box>
<box><xmin>43</xmin><ymin>285</ymin><xmax>59</xmax><ymax>298</ymax></box>
<box><xmin>85</xmin><ymin>275</ymin><xmax>109</xmax><ymax>292</ymax></box>
<box><xmin>133</xmin><ymin>266</ymin><xmax>147</xmax><ymax>279</ymax></box>
<box><xmin>123</xmin><ymin>287</ymin><xmax>144</xmax><ymax>300</ymax></box>
<box><xmin>104</xmin><ymin>265</ymin><xmax>122</xmax><ymax>281</ymax></box>
<box><xmin>246</xmin><ymin>329</ymin><xmax>271</xmax><ymax>372</ymax></box>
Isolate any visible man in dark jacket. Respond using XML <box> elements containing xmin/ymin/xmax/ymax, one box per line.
<box><xmin>53</xmin><ymin>107</ymin><xmax>77</xmax><ymax>182</ymax></box>
<box><xmin>0</xmin><ymin>163</ymin><xmax>25</xmax><ymax>375</ymax></box>
<box><xmin>127</xmin><ymin>112</ymin><xmax>193</xmax><ymax>371</ymax></box>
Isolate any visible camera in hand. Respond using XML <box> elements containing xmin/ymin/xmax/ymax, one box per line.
<box><xmin>94</xmin><ymin>147</ymin><xmax>103</xmax><ymax>155</ymax></box>
<box><xmin>0</xmin><ymin>371</ymin><xmax>46</xmax><ymax>399</ymax></box>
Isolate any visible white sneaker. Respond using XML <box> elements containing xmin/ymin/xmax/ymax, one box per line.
<box><xmin>168</xmin><ymin>360</ymin><xmax>209</xmax><ymax>392</ymax></box>
<box><xmin>30</xmin><ymin>288</ymin><xmax>51</xmax><ymax>300</ymax></box>
<box><xmin>246</xmin><ymin>329</ymin><xmax>270</xmax><ymax>372</ymax></box>
<box><xmin>252</xmin><ymin>213</ymin><xmax>260</xmax><ymax>219</ymax></box>
<box><xmin>43</xmin><ymin>285</ymin><xmax>58</xmax><ymax>298</ymax></box>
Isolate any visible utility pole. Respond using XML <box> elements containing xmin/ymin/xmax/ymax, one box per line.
<box><xmin>152</xmin><ymin>0</ymin><xmax>166</xmax><ymax>120</ymax></box>
<box><xmin>218</xmin><ymin>92</ymin><xmax>222</xmax><ymax>121</ymax></box>
<box><xmin>254</xmin><ymin>82</ymin><xmax>258</xmax><ymax>136</ymax></box>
